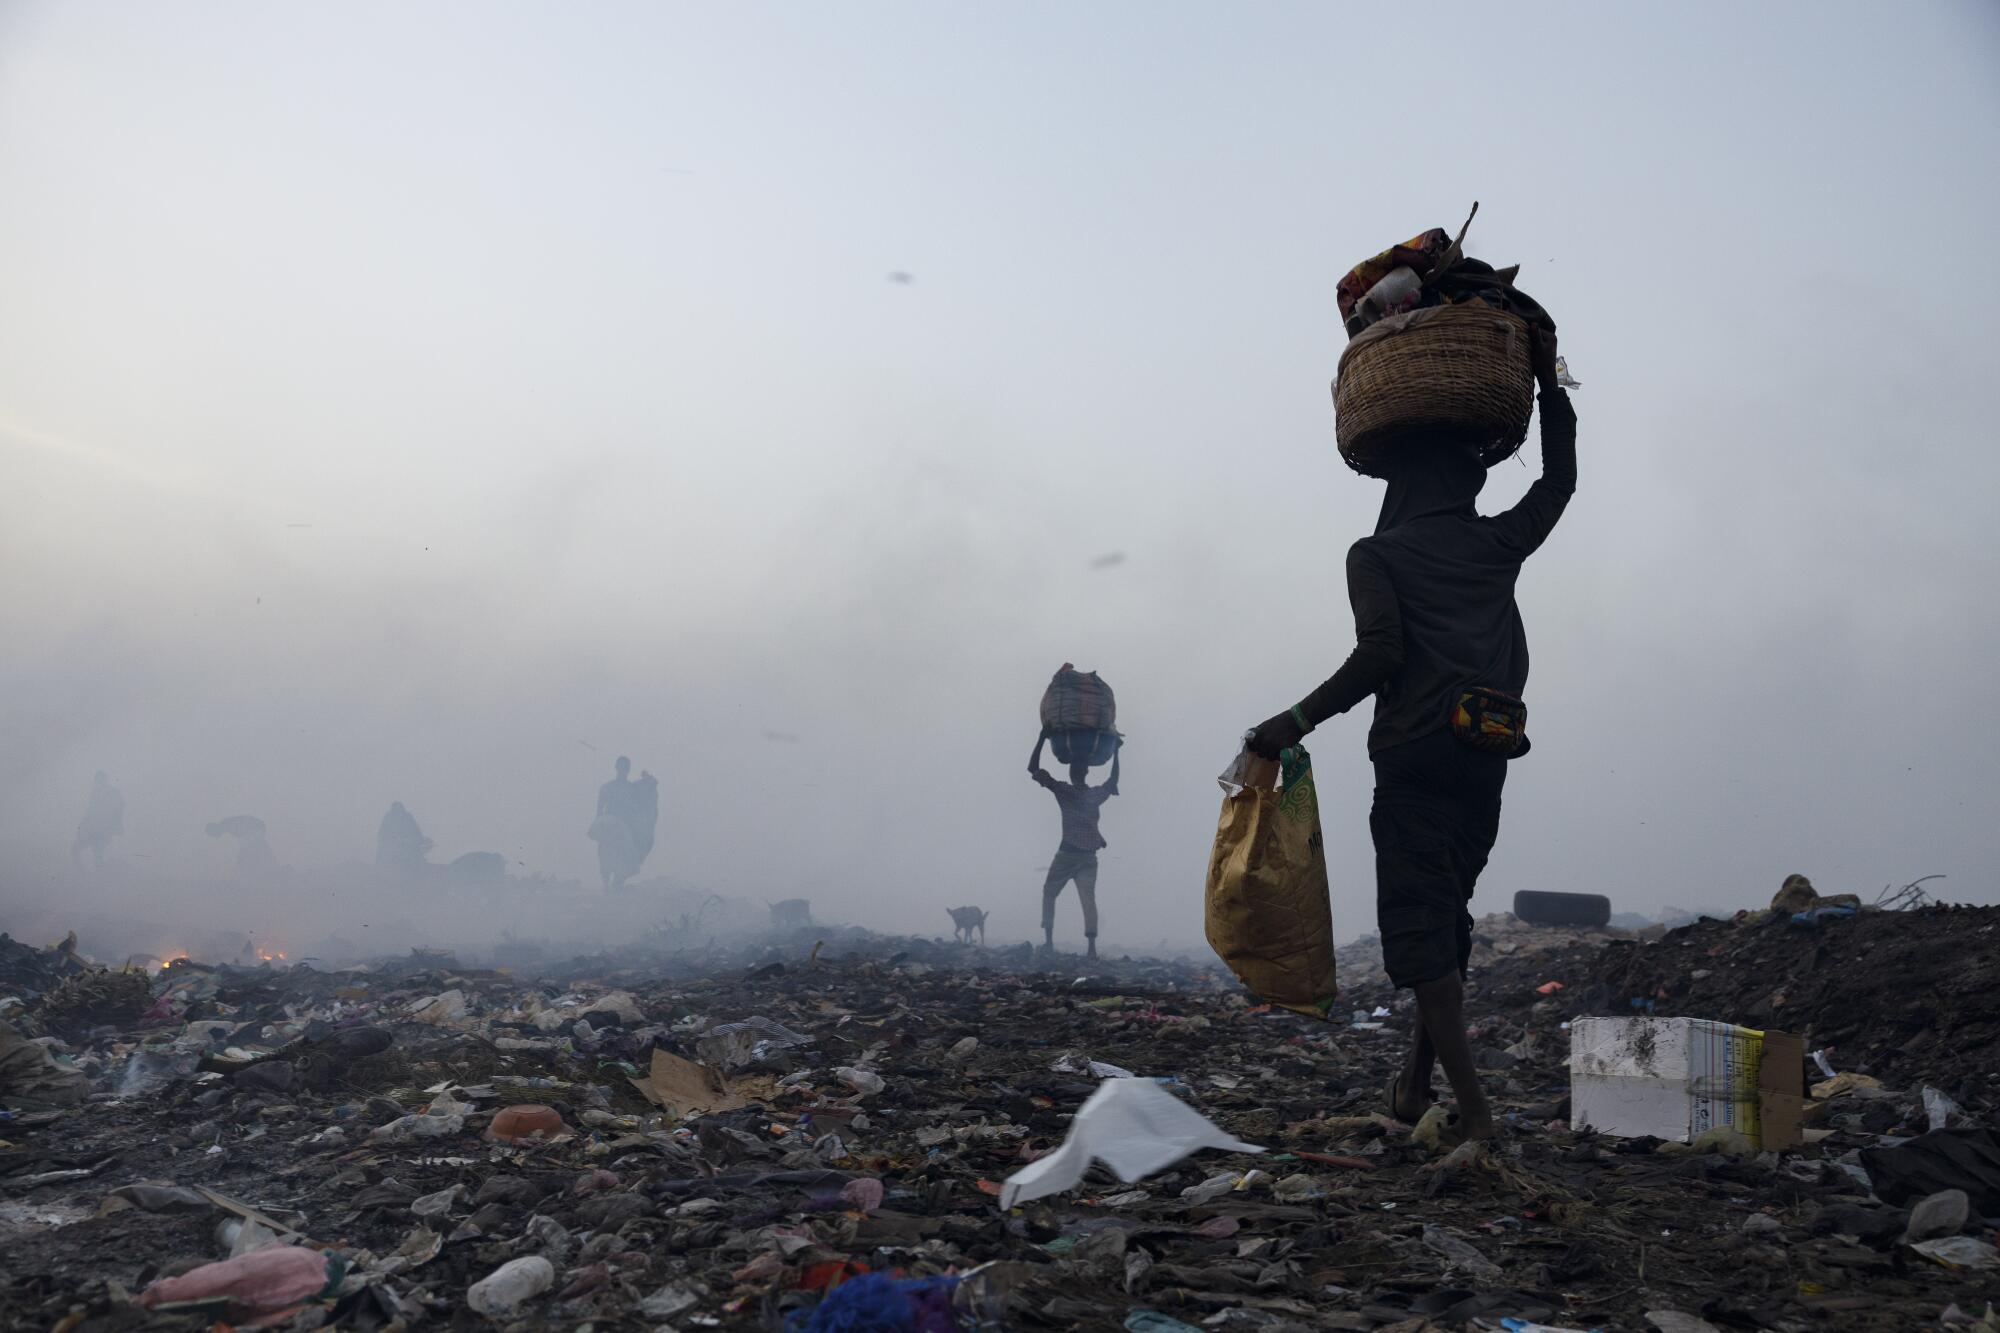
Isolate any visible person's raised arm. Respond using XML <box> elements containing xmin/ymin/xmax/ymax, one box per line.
<box><xmin>1247</xmin><ymin>544</ymin><xmax>1404</xmax><ymax>760</ymax></box>
<box><xmin>1491</xmin><ymin>327</ymin><xmax>1576</xmax><ymax>557</ymax></box>
<box><xmin>1102</xmin><ymin>750</ymin><xmax>1120</xmax><ymax>797</ymax></box>
<box><xmin>1028</xmin><ymin>729</ymin><xmax>1055</xmax><ymax>785</ymax></box>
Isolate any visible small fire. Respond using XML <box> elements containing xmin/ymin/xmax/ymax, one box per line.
<box><xmin>255</xmin><ymin>947</ymin><xmax>287</xmax><ymax>962</ymax></box>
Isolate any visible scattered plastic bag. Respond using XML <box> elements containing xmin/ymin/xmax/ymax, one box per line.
<box><xmin>698</xmin><ymin>1016</ymin><xmax>812</xmax><ymax>1070</ymax></box>
<box><xmin>1422</xmin><ymin>1223</ymin><xmax>1502</xmax><ymax>1278</ymax></box>
<box><xmin>407</xmin><ymin>989</ymin><xmax>467</xmax><ymax>1024</ymax></box>
<box><xmin>467</xmin><ymin>1255</ymin><xmax>555</xmax><ymax>1318</ymax></box>
<box><xmin>223</xmin><ymin>1217</ymin><xmax>284</xmax><ymax>1258</ymax></box>
<box><xmin>410</xmin><ymin>1185</ymin><xmax>460</xmax><ymax>1219</ymax></box>
<box><xmin>369</xmin><ymin>1088</ymin><xmax>470</xmax><ymax>1144</ymax></box>
<box><xmin>116</xmin><ymin>1048</ymin><xmax>202</xmax><ymax>1098</ymax></box>
<box><xmin>1925</xmin><ymin>1085</ymin><xmax>1964</xmax><ymax>1134</ymax></box>
<box><xmin>997</xmin><ymin>1077</ymin><xmax>1263</xmax><ymax>1209</ymax></box>
<box><xmin>583</xmin><ymin>991</ymin><xmax>644</xmax><ymax>1024</ymax></box>
<box><xmin>952</xmin><ymin>1259</ymin><xmax>1039</xmax><ymax>1323</ymax></box>
<box><xmin>1179</xmin><ymin>1172</ymin><xmax>1240</xmax><ymax>1205</ymax></box>
<box><xmin>1911</xmin><ymin>1236</ymin><xmax>2000</xmax><ymax>1270</ymax></box>
<box><xmin>835</xmin><ymin>1066</ymin><xmax>885</xmax><ymax>1097</ymax></box>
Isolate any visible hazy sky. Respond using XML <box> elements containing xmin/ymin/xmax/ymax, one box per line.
<box><xmin>3</xmin><ymin>2</ymin><xmax>1996</xmax><ymax>949</ymax></box>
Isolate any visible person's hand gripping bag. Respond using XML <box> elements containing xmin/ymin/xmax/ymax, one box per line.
<box><xmin>1205</xmin><ymin>745</ymin><xmax>1338</xmax><ymax>1018</ymax></box>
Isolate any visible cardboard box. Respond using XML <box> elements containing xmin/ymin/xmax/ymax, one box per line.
<box><xmin>1757</xmin><ymin>1029</ymin><xmax>1806</xmax><ymax>1150</ymax></box>
<box><xmin>1570</xmin><ymin>1017</ymin><xmax>1804</xmax><ymax>1149</ymax></box>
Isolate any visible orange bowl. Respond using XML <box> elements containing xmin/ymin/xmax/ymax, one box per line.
<box><xmin>487</xmin><ymin>1103</ymin><xmax>566</xmax><ymax>1143</ymax></box>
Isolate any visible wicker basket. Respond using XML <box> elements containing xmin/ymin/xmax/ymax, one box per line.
<box><xmin>1333</xmin><ymin>301</ymin><xmax>1534</xmax><ymax>477</ymax></box>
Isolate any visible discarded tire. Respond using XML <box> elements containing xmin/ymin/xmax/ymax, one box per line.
<box><xmin>1512</xmin><ymin>890</ymin><xmax>1610</xmax><ymax>928</ymax></box>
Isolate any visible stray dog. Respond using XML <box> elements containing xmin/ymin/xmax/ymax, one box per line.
<box><xmin>947</xmin><ymin>906</ymin><xmax>989</xmax><ymax>945</ymax></box>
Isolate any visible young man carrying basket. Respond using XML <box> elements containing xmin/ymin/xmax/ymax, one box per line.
<box><xmin>1247</xmin><ymin>217</ymin><xmax>1577</xmax><ymax>1144</ymax></box>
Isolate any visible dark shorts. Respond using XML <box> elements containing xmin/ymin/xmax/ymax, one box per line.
<box><xmin>1371</xmin><ymin>728</ymin><xmax>1507</xmax><ymax>989</ymax></box>
<box><xmin>1043</xmin><ymin>846</ymin><xmax>1100</xmax><ymax>936</ymax></box>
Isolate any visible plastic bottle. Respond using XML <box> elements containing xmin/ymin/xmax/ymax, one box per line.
<box><xmin>467</xmin><ymin>1256</ymin><xmax>554</xmax><ymax>1318</ymax></box>
<box><xmin>1355</xmin><ymin>265</ymin><xmax>1422</xmax><ymax>325</ymax></box>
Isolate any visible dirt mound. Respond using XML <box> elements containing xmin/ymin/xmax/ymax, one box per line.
<box><xmin>1477</xmin><ymin>904</ymin><xmax>2000</xmax><ymax>1104</ymax></box>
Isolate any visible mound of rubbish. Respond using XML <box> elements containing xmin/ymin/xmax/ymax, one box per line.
<box><xmin>1336</xmin><ymin>909</ymin><xmax>1638</xmax><ymax>996</ymax></box>
<box><xmin>1481</xmin><ymin>901</ymin><xmax>2000</xmax><ymax>1100</ymax></box>
<box><xmin>4</xmin><ymin>905</ymin><xmax>2000</xmax><ymax>1332</ymax></box>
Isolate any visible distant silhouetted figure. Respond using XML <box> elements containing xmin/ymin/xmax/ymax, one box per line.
<box><xmin>1028</xmin><ymin>739</ymin><xmax>1119</xmax><ymax>959</ymax></box>
<box><xmin>589</xmin><ymin>756</ymin><xmax>658</xmax><ymax>891</ymax></box>
<box><xmin>376</xmin><ymin>801</ymin><xmax>432</xmax><ymax>871</ymax></box>
<box><xmin>71</xmin><ymin>771</ymin><xmax>124</xmax><ymax>869</ymax></box>
<box><xmin>207</xmin><ymin>814</ymin><xmax>276</xmax><ymax>875</ymax></box>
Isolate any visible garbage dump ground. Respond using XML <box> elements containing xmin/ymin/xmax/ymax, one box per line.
<box><xmin>5</xmin><ymin>905</ymin><xmax>2000</xmax><ymax>1332</ymax></box>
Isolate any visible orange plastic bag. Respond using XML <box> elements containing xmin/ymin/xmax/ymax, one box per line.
<box><xmin>1204</xmin><ymin>745</ymin><xmax>1338</xmax><ymax>1018</ymax></box>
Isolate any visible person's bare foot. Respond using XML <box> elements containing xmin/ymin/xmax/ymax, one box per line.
<box><xmin>1388</xmin><ymin>1072</ymin><xmax>1432</xmax><ymax>1123</ymax></box>
<box><xmin>1456</xmin><ymin>1102</ymin><xmax>1495</xmax><ymax>1142</ymax></box>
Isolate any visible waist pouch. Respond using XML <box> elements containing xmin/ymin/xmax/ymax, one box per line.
<box><xmin>1449</xmin><ymin>688</ymin><xmax>1527</xmax><ymax>755</ymax></box>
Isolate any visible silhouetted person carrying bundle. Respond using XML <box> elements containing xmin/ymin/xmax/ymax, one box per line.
<box><xmin>589</xmin><ymin>756</ymin><xmax>658</xmax><ymax>891</ymax></box>
<box><xmin>71</xmin><ymin>771</ymin><xmax>124</xmax><ymax>869</ymax></box>
<box><xmin>1247</xmin><ymin>327</ymin><xmax>1575</xmax><ymax>1145</ymax></box>
<box><xmin>1028</xmin><ymin>735</ymin><xmax>1119</xmax><ymax>958</ymax></box>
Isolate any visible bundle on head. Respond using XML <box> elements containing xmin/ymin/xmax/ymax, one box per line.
<box><xmin>1040</xmin><ymin>664</ymin><xmax>1120</xmax><ymax>768</ymax></box>
<box><xmin>1331</xmin><ymin>203</ymin><xmax>1557</xmax><ymax>478</ymax></box>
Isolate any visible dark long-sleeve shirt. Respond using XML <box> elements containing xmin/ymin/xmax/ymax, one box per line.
<box><xmin>1297</xmin><ymin>387</ymin><xmax>1577</xmax><ymax>754</ymax></box>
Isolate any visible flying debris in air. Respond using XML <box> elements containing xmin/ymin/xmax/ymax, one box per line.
<box><xmin>887</xmin><ymin>271</ymin><xmax>914</xmax><ymax>285</ymax></box>
<box><xmin>1089</xmin><ymin>552</ymin><xmax>1127</xmax><ymax>570</ymax></box>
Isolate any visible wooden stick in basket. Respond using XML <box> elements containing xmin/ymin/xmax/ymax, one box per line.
<box><xmin>1426</xmin><ymin>200</ymin><xmax>1480</xmax><ymax>287</ymax></box>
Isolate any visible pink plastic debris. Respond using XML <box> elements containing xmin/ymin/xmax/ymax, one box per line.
<box><xmin>839</xmin><ymin>1177</ymin><xmax>885</xmax><ymax>1213</ymax></box>
<box><xmin>137</xmin><ymin>1245</ymin><xmax>334</xmax><ymax>1323</ymax></box>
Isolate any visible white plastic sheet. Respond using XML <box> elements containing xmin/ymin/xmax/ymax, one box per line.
<box><xmin>997</xmin><ymin>1078</ymin><xmax>1262</xmax><ymax>1210</ymax></box>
